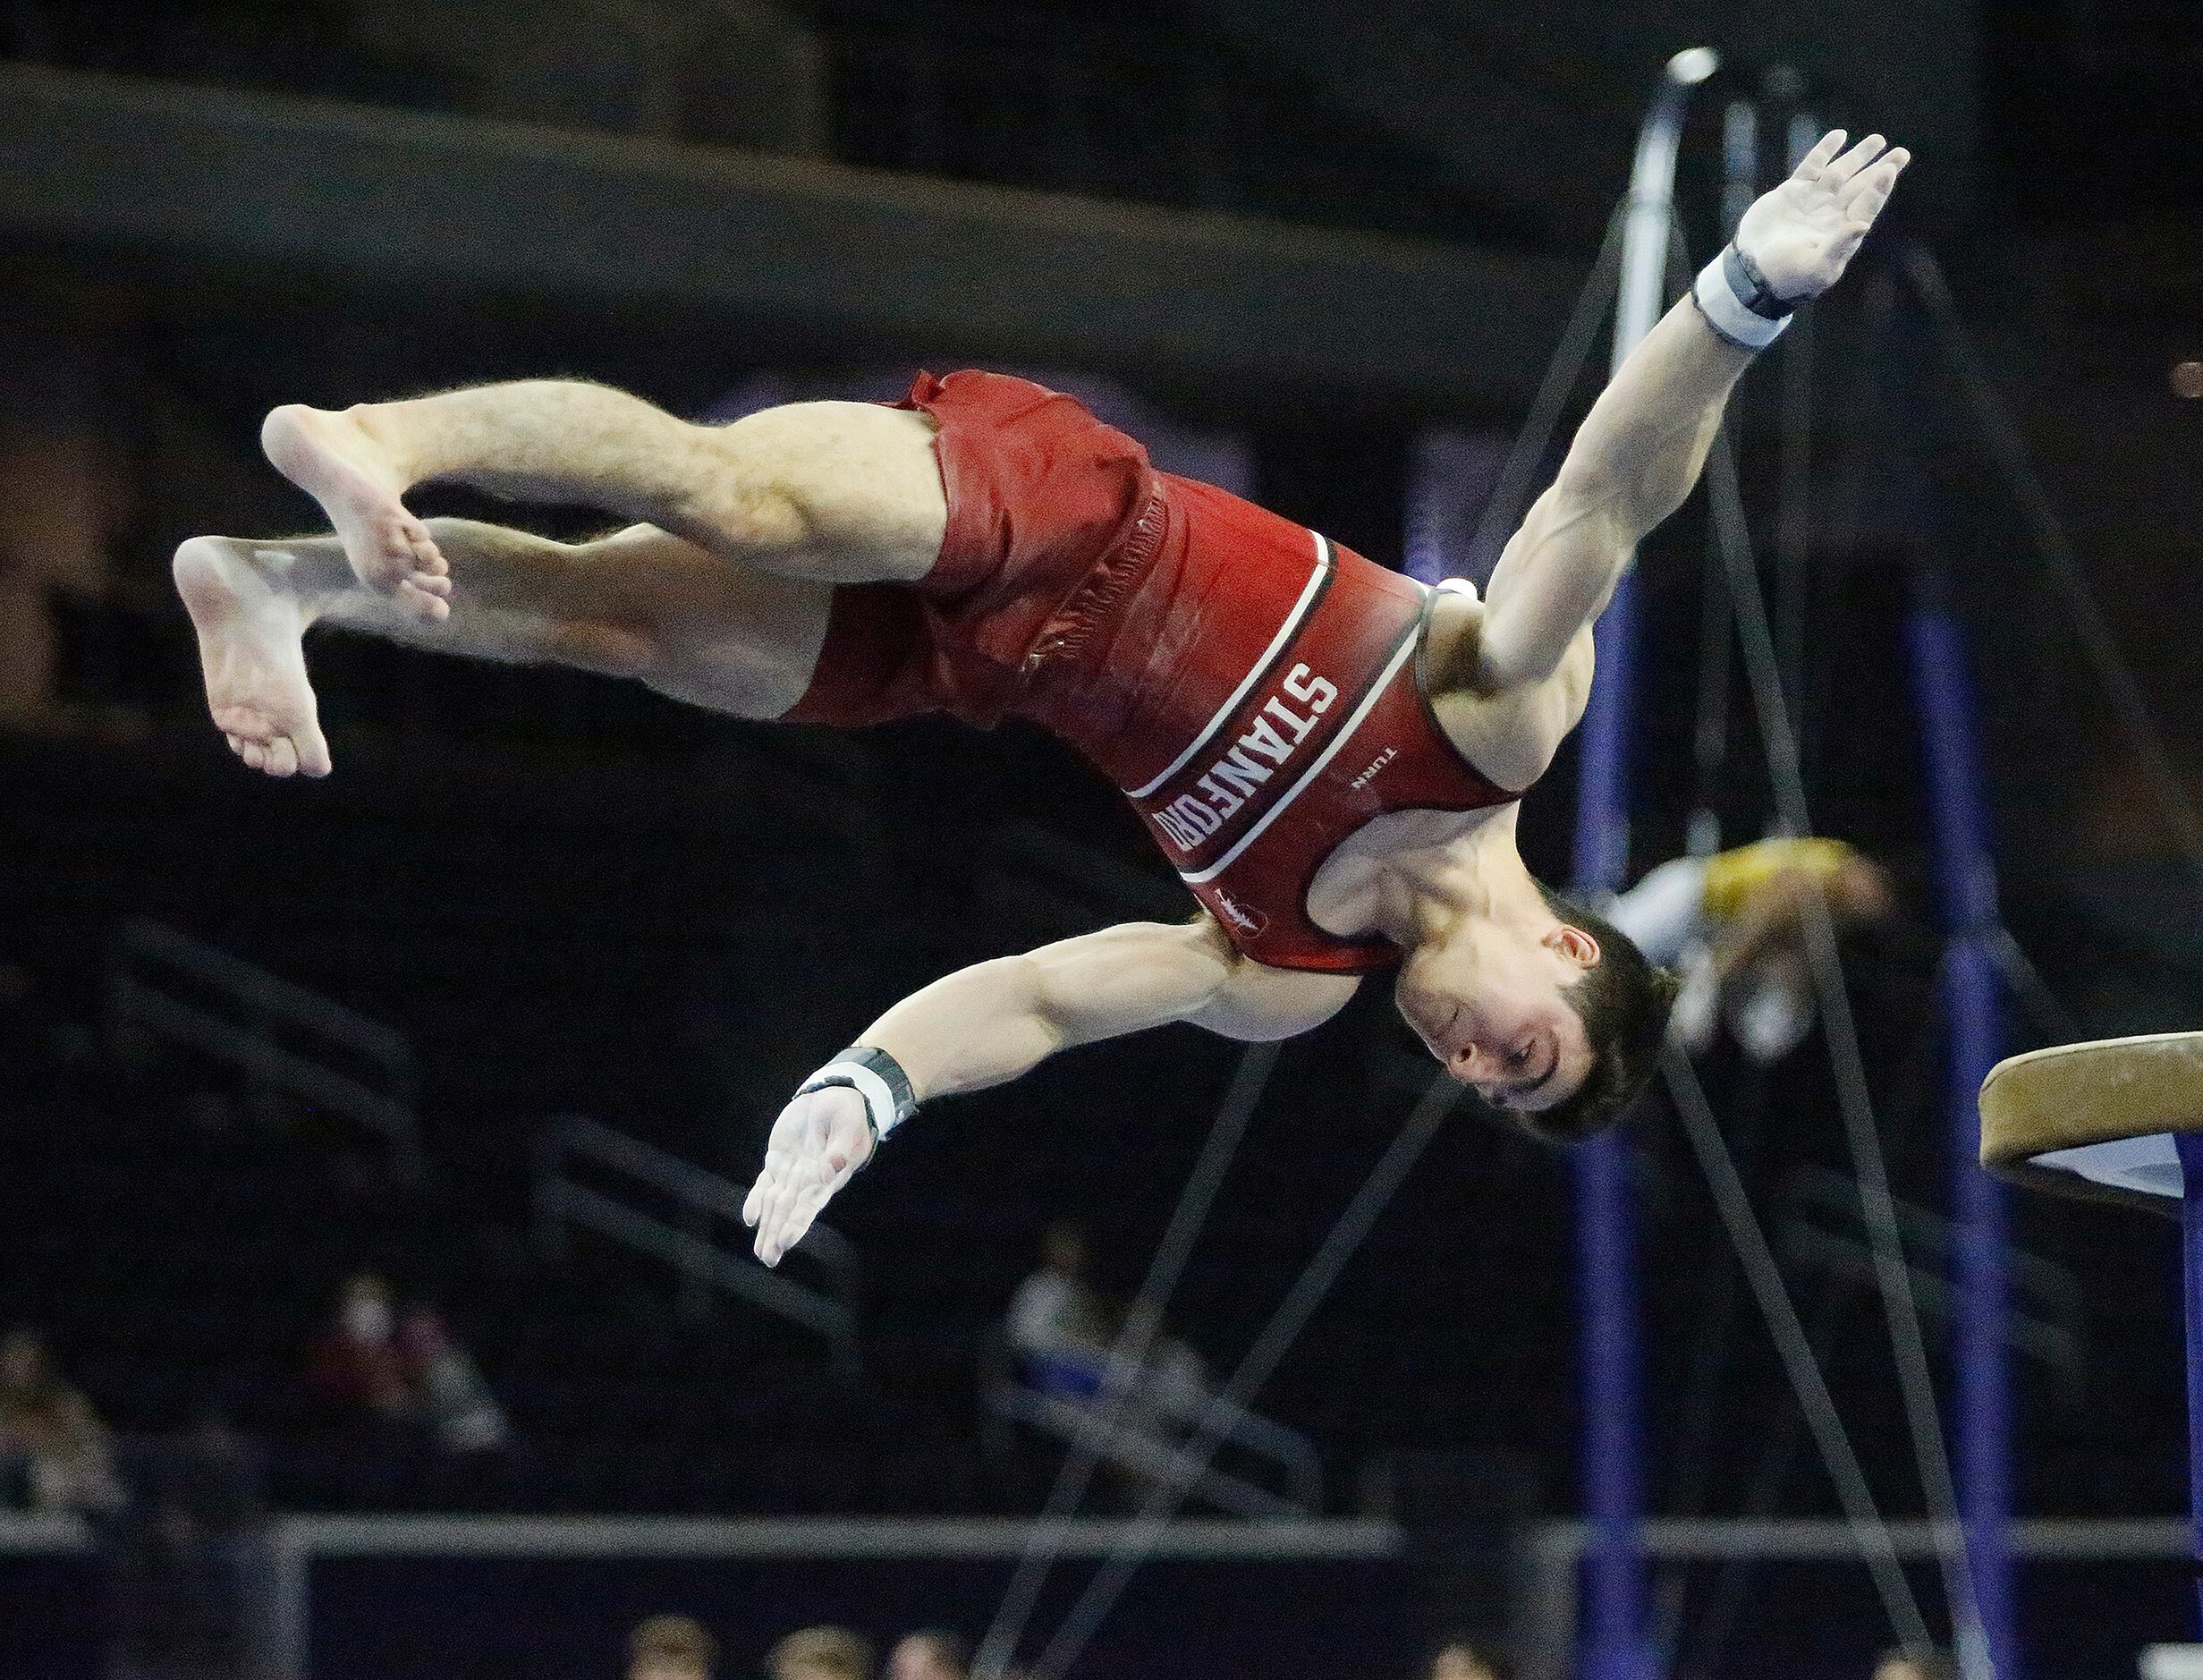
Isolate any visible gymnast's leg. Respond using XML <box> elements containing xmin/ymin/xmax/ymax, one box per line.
<box><xmin>258</xmin><ymin>385</ymin><xmax>947</xmax><ymax>615</ymax></box>
<box><xmin>173</xmin><ymin>518</ymin><xmax>834</xmax><ymax>777</ymax></box>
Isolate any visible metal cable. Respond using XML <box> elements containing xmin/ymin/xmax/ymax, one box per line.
<box><xmin>1702</xmin><ymin>419</ymin><xmax>1987</xmax><ymax>1663</ymax></box>
<box><xmin>1898</xmin><ymin>242</ymin><xmax>2203</xmax><ymax>905</ymax></box>
<box><xmin>1688</xmin><ymin>514</ymin><xmax>1735</xmax><ymax>847</ymax></box>
<box><xmin>1640</xmin><ymin>216</ymin><xmax>1968</xmax><ymax>1667</ymax></box>
<box><xmin>1984</xmin><ymin>925</ymin><xmax>2082</xmax><ymax>1045</ymax></box>
<box><xmin>1646</xmin><ymin>1055</ymin><xmax>1774</xmax><ymax>1667</ymax></box>
<box><xmin>1027</xmin><ymin>1074</ymin><xmax>1462</xmax><ymax>1680</ymax></box>
<box><xmin>1775</xmin><ymin>291</ymin><xmax>1817</xmax><ymax>740</ymax></box>
<box><xmin>1687</xmin><ymin>1288</ymin><xmax>1851</xmax><ymax>1676</ymax></box>
<box><xmin>1664</xmin><ymin>1045</ymin><xmax>1937</xmax><ymax>1653</ymax></box>
<box><xmin>1462</xmin><ymin>206</ymin><xmax>1628</xmax><ymax>577</ymax></box>
<box><xmin>972</xmin><ymin>1041</ymin><xmax>1280</xmax><ymax>1680</ymax></box>
<box><xmin>1682</xmin><ymin>1002</ymin><xmax>1953</xmax><ymax>1678</ymax></box>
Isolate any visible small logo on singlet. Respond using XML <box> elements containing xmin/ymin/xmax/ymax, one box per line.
<box><xmin>1349</xmin><ymin>747</ymin><xmax>1397</xmax><ymax>792</ymax></box>
<box><xmin>1211</xmin><ymin>890</ymin><xmax>1268</xmax><ymax>937</ymax></box>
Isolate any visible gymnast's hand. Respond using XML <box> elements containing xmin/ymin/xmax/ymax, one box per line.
<box><xmin>1736</xmin><ymin>129</ymin><xmax>1911</xmax><ymax>303</ymax></box>
<box><xmin>742</xmin><ymin>1084</ymin><xmax>875</xmax><ymax>1268</ymax></box>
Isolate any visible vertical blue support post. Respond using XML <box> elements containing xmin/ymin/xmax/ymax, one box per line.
<box><xmin>1903</xmin><ymin>597</ymin><xmax>2017</xmax><ymax>1679</ymax></box>
<box><xmin>1573</xmin><ymin>1100</ymin><xmax>1646</xmax><ymax>1680</ymax></box>
<box><xmin>1574</xmin><ymin>556</ymin><xmax>1646</xmax><ymax>1680</ymax></box>
<box><xmin>2175</xmin><ymin>1132</ymin><xmax>2203</xmax><ymax>1633</ymax></box>
<box><xmin>1572</xmin><ymin>47</ymin><xmax>1718</xmax><ymax>1680</ymax></box>
<box><xmin>1573</xmin><ymin>550</ymin><xmax>1642</xmax><ymax>1677</ymax></box>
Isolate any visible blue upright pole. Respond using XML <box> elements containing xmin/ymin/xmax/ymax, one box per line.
<box><xmin>2174</xmin><ymin>1133</ymin><xmax>2203</xmax><ymax>1633</ymax></box>
<box><xmin>1574</xmin><ymin>583</ymin><xmax>1647</xmax><ymax>1680</ymax></box>
<box><xmin>1575</xmin><ymin>1152</ymin><xmax>1644</xmax><ymax>1667</ymax></box>
<box><xmin>1903</xmin><ymin>598</ymin><xmax>2016</xmax><ymax>1679</ymax></box>
<box><xmin>1572</xmin><ymin>47</ymin><xmax>1718</xmax><ymax>1680</ymax></box>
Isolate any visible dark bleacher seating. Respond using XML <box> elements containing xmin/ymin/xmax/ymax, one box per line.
<box><xmin>0</xmin><ymin>706</ymin><xmax>2186</xmax><ymax>1523</ymax></box>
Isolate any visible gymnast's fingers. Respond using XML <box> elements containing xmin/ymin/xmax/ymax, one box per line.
<box><xmin>766</xmin><ymin>1192</ymin><xmax>818</xmax><ymax>1267</ymax></box>
<box><xmin>783</xmin><ymin>1177</ymin><xmax>839</xmax><ymax>1260</ymax></box>
<box><xmin>1841</xmin><ymin>152</ymin><xmax>1910</xmax><ymax>223</ymax></box>
<box><xmin>1794</xmin><ymin>129</ymin><xmax>1846</xmax><ymax>182</ymax></box>
<box><xmin>758</xmin><ymin>1162</ymin><xmax>800</xmax><ymax>1262</ymax></box>
<box><xmin>753</xmin><ymin>1151</ymin><xmax>800</xmax><ymax>1250</ymax></box>
<box><xmin>1823</xmin><ymin>133</ymin><xmax>1889</xmax><ymax>186</ymax></box>
<box><xmin>742</xmin><ymin>1167</ymin><xmax>767</xmax><ymax>1228</ymax></box>
<box><xmin>772</xmin><ymin>1149</ymin><xmax>826</xmax><ymax>1260</ymax></box>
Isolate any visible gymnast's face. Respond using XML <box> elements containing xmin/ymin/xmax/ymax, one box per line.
<box><xmin>1394</xmin><ymin>916</ymin><xmax>1598</xmax><ymax>1109</ymax></box>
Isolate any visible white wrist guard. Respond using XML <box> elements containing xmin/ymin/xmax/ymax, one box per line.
<box><xmin>1692</xmin><ymin>243</ymin><xmax>1796</xmax><ymax>352</ymax></box>
<box><xmin>798</xmin><ymin>1044</ymin><xmax>919</xmax><ymax>1146</ymax></box>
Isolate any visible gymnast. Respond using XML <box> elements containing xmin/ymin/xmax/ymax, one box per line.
<box><xmin>171</xmin><ymin>132</ymin><xmax>1908</xmax><ymax>1264</ymax></box>
<box><xmin>1606</xmin><ymin>836</ymin><xmax>1897</xmax><ymax>1064</ymax></box>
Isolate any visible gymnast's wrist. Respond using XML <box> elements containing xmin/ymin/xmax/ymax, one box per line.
<box><xmin>1691</xmin><ymin>242</ymin><xmax>1796</xmax><ymax>352</ymax></box>
<box><xmin>798</xmin><ymin>1043</ymin><xmax>921</xmax><ymax>1146</ymax></box>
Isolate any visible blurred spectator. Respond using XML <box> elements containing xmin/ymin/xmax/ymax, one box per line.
<box><xmin>628</xmin><ymin>1614</ymin><xmax>718</xmax><ymax>1680</ymax></box>
<box><xmin>305</xmin><ymin>1275</ymin><xmax>521</xmax><ymax>1506</ymax></box>
<box><xmin>0</xmin><ymin>428</ymin><xmax>129</xmax><ymax>729</ymax></box>
<box><xmin>1872</xmin><ymin>1650</ymin><xmax>1956</xmax><ymax>1680</ymax></box>
<box><xmin>307</xmin><ymin>1272</ymin><xmax>414</xmax><ymax>1420</ymax></box>
<box><xmin>1428</xmin><ymin>1639</ymin><xmax>1512</xmax><ymax>1680</ymax></box>
<box><xmin>106</xmin><ymin>1409</ymin><xmax>267</xmax><ymax>1680</ymax></box>
<box><xmin>767</xmin><ymin>1625</ymin><xmax>873</xmax><ymax>1680</ymax></box>
<box><xmin>1004</xmin><ymin>1223</ymin><xmax>1208</xmax><ymax>1421</ymax></box>
<box><xmin>885</xmin><ymin>1630</ymin><xmax>970</xmax><ymax>1680</ymax></box>
<box><xmin>397</xmin><ymin>1306</ymin><xmax>509</xmax><ymax>1456</ymax></box>
<box><xmin>1606</xmin><ymin>836</ymin><xmax>1896</xmax><ymax>1065</ymax></box>
<box><xmin>0</xmin><ymin>1326</ymin><xmax>125</xmax><ymax>1515</ymax></box>
<box><xmin>1005</xmin><ymin>1223</ymin><xmax>1114</xmax><ymax>1399</ymax></box>
<box><xmin>0</xmin><ymin>306</ymin><xmax>138</xmax><ymax>734</ymax></box>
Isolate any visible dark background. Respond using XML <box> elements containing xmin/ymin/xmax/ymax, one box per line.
<box><xmin>0</xmin><ymin>3</ymin><xmax>2197</xmax><ymax>1676</ymax></box>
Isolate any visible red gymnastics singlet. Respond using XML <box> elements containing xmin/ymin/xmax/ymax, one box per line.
<box><xmin>1024</xmin><ymin>475</ymin><xmax>1522</xmax><ymax>973</ymax></box>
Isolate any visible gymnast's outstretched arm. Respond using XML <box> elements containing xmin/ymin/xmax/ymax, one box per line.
<box><xmin>740</xmin><ymin>918</ymin><xmax>1356</xmax><ymax>1266</ymax></box>
<box><xmin>1471</xmin><ymin>130</ymin><xmax>1910</xmax><ymax>694</ymax></box>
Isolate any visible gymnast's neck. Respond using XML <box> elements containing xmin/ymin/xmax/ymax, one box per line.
<box><xmin>1369</xmin><ymin>806</ymin><xmax>1549</xmax><ymax>949</ymax></box>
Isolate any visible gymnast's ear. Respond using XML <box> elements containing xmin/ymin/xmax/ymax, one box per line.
<box><xmin>1520</xmin><ymin>886</ymin><xmax>1677</xmax><ymax>1144</ymax></box>
<box><xmin>1547</xmin><ymin>923</ymin><xmax>1601</xmax><ymax>968</ymax></box>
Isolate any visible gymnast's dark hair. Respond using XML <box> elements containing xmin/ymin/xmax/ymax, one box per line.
<box><xmin>1516</xmin><ymin>884</ymin><xmax>1680</xmax><ymax>1144</ymax></box>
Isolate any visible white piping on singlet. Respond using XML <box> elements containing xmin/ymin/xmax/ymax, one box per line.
<box><xmin>1179</xmin><ymin>623</ymin><xmax>1420</xmax><ymax>887</ymax></box>
<box><xmin>1123</xmin><ymin>530</ymin><xmax>1334</xmax><ymax>801</ymax></box>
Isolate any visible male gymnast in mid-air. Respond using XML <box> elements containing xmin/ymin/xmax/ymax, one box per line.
<box><xmin>174</xmin><ymin>132</ymin><xmax>1907</xmax><ymax>1265</ymax></box>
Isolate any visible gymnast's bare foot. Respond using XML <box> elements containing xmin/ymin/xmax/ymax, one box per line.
<box><xmin>172</xmin><ymin>536</ymin><xmax>334</xmax><ymax>778</ymax></box>
<box><xmin>260</xmin><ymin>404</ymin><xmax>452</xmax><ymax>621</ymax></box>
